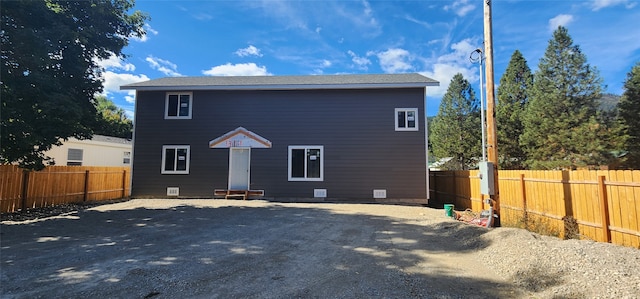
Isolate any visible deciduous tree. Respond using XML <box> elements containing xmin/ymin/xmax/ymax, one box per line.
<box><xmin>94</xmin><ymin>96</ymin><xmax>133</xmax><ymax>139</ymax></box>
<box><xmin>1</xmin><ymin>0</ymin><xmax>146</xmax><ymax>170</ymax></box>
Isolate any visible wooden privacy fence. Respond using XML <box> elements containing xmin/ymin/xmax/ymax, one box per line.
<box><xmin>429</xmin><ymin>170</ymin><xmax>640</xmax><ymax>248</ymax></box>
<box><xmin>0</xmin><ymin>165</ymin><xmax>131</xmax><ymax>214</ymax></box>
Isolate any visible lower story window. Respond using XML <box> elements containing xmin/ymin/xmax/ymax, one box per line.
<box><xmin>288</xmin><ymin>146</ymin><xmax>324</xmax><ymax>181</ymax></box>
<box><xmin>162</xmin><ymin>145</ymin><xmax>190</xmax><ymax>174</ymax></box>
<box><xmin>67</xmin><ymin>148</ymin><xmax>83</xmax><ymax>166</ymax></box>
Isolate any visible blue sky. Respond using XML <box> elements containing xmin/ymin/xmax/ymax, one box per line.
<box><xmin>98</xmin><ymin>0</ymin><xmax>640</xmax><ymax>118</ymax></box>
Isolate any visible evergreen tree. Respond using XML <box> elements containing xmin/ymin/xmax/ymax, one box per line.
<box><xmin>430</xmin><ymin>73</ymin><xmax>481</xmax><ymax>170</ymax></box>
<box><xmin>93</xmin><ymin>96</ymin><xmax>133</xmax><ymax>139</ymax></box>
<box><xmin>618</xmin><ymin>62</ymin><xmax>640</xmax><ymax>168</ymax></box>
<box><xmin>497</xmin><ymin>50</ymin><xmax>532</xmax><ymax>169</ymax></box>
<box><xmin>520</xmin><ymin>26</ymin><xmax>605</xmax><ymax>169</ymax></box>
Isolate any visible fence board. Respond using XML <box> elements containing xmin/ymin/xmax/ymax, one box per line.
<box><xmin>0</xmin><ymin>165</ymin><xmax>130</xmax><ymax>214</ymax></box>
<box><xmin>622</xmin><ymin>170</ymin><xmax>639</xmax><ymax>247</ymax></box>
<box><xmin>608</xmin><ymin>171</ymin><xmax>625</xmax><ymax>244</ymax></box>
<box><xmin>429</xmin><ymin>169</ymin><xmax>640</xmax><ymax>248</ymax></box>
<box><xmin>633</xmin><ymin>171</ymin><xmax>640</xmax><ymax>248</ymax></box>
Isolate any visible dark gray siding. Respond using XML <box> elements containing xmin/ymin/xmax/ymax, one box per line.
<box><xmin>132</xmin><ymin>88</ymin><xmax>427</xmax><ymax>200</ymax></box>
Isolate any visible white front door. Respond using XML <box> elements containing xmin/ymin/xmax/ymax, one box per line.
<box><xmin>228</xmin><ymin>148</ymin><xmax>250</xmax><ymax>190</ymax></box>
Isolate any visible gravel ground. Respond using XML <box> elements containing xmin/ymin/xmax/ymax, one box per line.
<box><xmin>1</xmin><ymin>199</ymin><xmax>639</xmax><ymax>298</ymax></box>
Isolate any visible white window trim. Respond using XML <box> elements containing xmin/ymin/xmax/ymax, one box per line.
<box><xmin>67</xmin><ymin>148</ymin><xmax>84</xmax><ymax>163</ymax></box>
<box><xmin>161</xmin><ymin>145</ymin><xmax>190</xmax><ymax>174</ymax></box>
<box><xmin>164</xmin><ymin>92</ymin><xmax>193</xmax><ymax>119</ymax></box>
<box><xmin>395</xmin><ymin>108</ymin><xmax>419</xmax><ymax>131</ymax></box>
<box><xmin>288</xmin><ymin>145</ymin><xmax>324</xmax><ymax>181</ymax></box>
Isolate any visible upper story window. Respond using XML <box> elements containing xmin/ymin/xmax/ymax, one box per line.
<box><xmin>288</xmin><ymin>146</ymin><xmax>324</xmax><ymax>181</ymax></box>
<box><xmin>395</xmin><ymin>108</ymin><xmax>419</xmax><ymax>131</ymax></box>
<box><xmin>162</xmin><ymin>145</ymin><xmax>190</xmax><ymax>174</ymax></box>
<box><xmin>165</xmin><ymin>92</ymin><xmax>192</xmax><ymax>119</ymax></box>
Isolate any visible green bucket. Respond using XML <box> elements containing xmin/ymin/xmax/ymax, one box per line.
<box><xmin>444</xmin><ymin>204</ymin><xmax>455</xmax><ymax>218</ymax></box>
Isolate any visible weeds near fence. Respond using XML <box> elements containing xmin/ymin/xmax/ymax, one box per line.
<box><xmin>512</xmin><ymin>217</ymin><xmax>562</xmax><ymax>239</ymax></box>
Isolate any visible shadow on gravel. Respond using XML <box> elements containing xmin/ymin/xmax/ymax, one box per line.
<box><xmin>1</xmin><ymin>203</ymin><xmax>523</xmax><ymax>298</ymax></box>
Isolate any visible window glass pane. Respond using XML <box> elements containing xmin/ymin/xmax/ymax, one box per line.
<box><xmin>167</xmin><ymin>95</ymin><xmax>179</xmax><ymax>116</ymax></box>
<box><xmin>164</xmin><ymin>148</ymin><xmax>176</xmax><ymax>171</ymax></box>
<box><xmin>397</xmin><ymin>111</ymin><xmax>406</xmax><ymax>128</ymax></box>
<box><xmin>307</xmin><ymin>149</ymin><xmax>321</xmax><ymax>178</ymax></box>
<box><xmin>67</xmin><ymin>148</ymin><xmax>83</xmax><ymax>161</ymax></box>
<box><xmin>407</xmin><ymin>111</ymin><xmax>416</xmax><ymax>128</ymax></box>
<box><xmin>291</xmin><ymin>149</ymin><xmax>305</xmax><ymax>178</ymax></box>
<box><xmin>176</xmin><ymin>148</ymin><xmax>188</xmax><ymax>171</ymax></box>
<box><xmin>179</xmin><ymin>95</ymin><xmax>190</xmax><ymax>116</ymax></box>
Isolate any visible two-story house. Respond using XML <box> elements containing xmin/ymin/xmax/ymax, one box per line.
<box><xmin>121</xmin><ymin>73</ymin><xmax>438</xmax><ymax>203</ymax></box>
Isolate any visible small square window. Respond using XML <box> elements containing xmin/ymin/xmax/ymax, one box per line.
<box><xmin>288</xmin><ymin>146</ymin><xmax>324</xmax><ymax>181</ymax></box>
<box><xmin>165</xmin><ymin>92</ymin><xmax>192</xmax><ymax>119</ymax></box>
<box><xmin>161</xmin><ymin>145</ymin><xmax>190</xmax><ymax>174</ymax></box>
<box><xmin>67</xmin><ymin>148</ymin><xmax>83</xmax><ymax>165</ymax></box>
<box><xmin>395</xmin><ymin>108</ymin><xmax>419</xmax><ymax>131</ymax></box>
<box><xmin>123</xmin><ymin>151</ymin><xmax>131</xmax><ymax>164</ymax></box>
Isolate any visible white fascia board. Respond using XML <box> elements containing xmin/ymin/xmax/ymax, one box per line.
<box><xmin>121</xmin><ymin>82</ymin><xmax>439</xmax><ymax>91</ymax></box>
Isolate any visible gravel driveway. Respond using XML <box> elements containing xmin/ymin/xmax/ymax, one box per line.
<box><xmin>1</xmin><ymin>199</ymin><xmax>639</xmax><ymax>298</ymax></box>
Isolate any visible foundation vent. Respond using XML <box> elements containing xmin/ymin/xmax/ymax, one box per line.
<box><xmin>167</xmin><ymin>187</ymin><xmax>180</xmax><ymax>196</ymax></box>
<box><xmin>373</xmin><ymin>189</ymin><xmax>387</xmax><ymax>199</ymax></box>
<box><xmin>314</xmin><ymin>189</ymin><xmax>327</xmax><ymax>198</ymax></box>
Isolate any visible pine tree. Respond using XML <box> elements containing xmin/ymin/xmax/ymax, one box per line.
<box><xmin>520</xmin><ymin>26</ymin><xmax>605</xmax><ymax>169</ymax></box>
<box><xmin>430</xmin><ymin>73</ymin><xmax>481</xmax><ymax>170</ymax></box>
<box><xmin>618</xmin><ymin>62</ymin><xmax>640</xmax><ymax>168</ymax></box>
<box><xmin>497</xmin><ymin>50</ymin><xmax>532</xmax><ymax>169</ymax></box>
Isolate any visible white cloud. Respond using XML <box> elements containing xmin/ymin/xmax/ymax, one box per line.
<box><xmin>95</xmin><ymin>54</ymin><xmax>135</xmax><ymax>72</ymax></box>
<box><xmin>347</xmin><ymin>50</ymin><xmax>371</xmax><ymax>70</ymax></box>
<box><xmin>130</xmin><ymin>23</ymin><xmax>158</xmax><ymax>43</ymax></box>
<box><xmin>234</xmin><ymin>45</ymin><xmax>263</xmax><ymax>57</ymax></box>
<box><xmin>371</xmin><ymin>48</ymin><xmax>414</xmax><ymax>73</ymax></box>
<box><xmin>420</xmin><ymin>38</ymin><xmax>480</xmax><ymax>98</ymax></box>
<box><xmin>124</xmin><ymin>91</ymin><xmax>136</xmax><ymax>104</ymax></box>
<box><xmin>548</xmin><ymin>14</ymin><xmax>574</xmax><ymax>31</ymax></box>
<box><xmin>202</xmin><ymin>63</ymin><xmax>271</xmax><ymax>76</ymax></box>
<box><xmin>193</xmin><ymin>13</ymin><xmax>213</xmax><ymax>21</ymax></box>
<box><xmin>361</xmin><ymin>0</ymin><xmax>378</xmax><ymax>28</ymax></box>
<box><xmin>100</xmin><ymin>71</ymin><xmax>149</xmax><ymax>96</ymax></box>
<box><xmin>146</xmin><ymin>56</ymin><xmax>182</xmax><ymax>77</ymax></box>
<box><xmin>444</xmin><ymin>0</ymin><xmax>476</xmax><ymax>17</ymax></box>
<box><xmin>591</xmin><ymin>0</ymin><xmax>637</xmax><ymax>11</ymax></box>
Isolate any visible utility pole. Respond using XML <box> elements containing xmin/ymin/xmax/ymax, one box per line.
<box><xmin>483</xmin><ymin>0</ymin><xmax>500</xmax><ymax>222</ymax></box>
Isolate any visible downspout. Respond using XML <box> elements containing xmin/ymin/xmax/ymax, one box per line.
<box><xmin>129</xmin><ymin>89</ymin><xmax>138</xmax><ymax>198</ymax></box>
<box><xmin>424</xmin><ymin>87</ymin><xmax>430</xmax><ymax>203</ymax></box>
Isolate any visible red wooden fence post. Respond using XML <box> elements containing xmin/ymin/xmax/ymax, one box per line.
<box><xmin>83</xmin><ymin>170</ymin><xmax>90</xmax><ymax>202</ymax></box>
<box><xmin>520</xmin><ymin>173</ymin><xmax>527</xmax><ymax>224</ymax></box>
<box><xmin>121</xmin><ymin>169</ymin><xmax>127</xmax><ymax>198</ymax></box>
<box><xmin>21</xmin><ymin>170</ymin><xmax>29</xmax><ymax>211</ymax></box>
<box><xmin>452</xmin><ymin>172</ymin><xmax>457</xmax><ymax>206</ymax></box>
<box><xmin>598</xmin><ymin>175</ymin><xmax>611</xmax><ymax>243</ymax></box>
